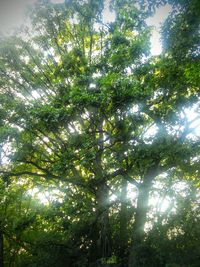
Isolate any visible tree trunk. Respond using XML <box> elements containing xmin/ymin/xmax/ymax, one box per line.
<box><xmin>119</xmin><ymin>179</ymin><xmax>128</xmax><ymax>265</ymax></box>
<box><xmin>0</xmin><ymin>228</ymin><xmax>3</xmax><ymax>267</ymax></box>
<box><xmin>128</xmin><ymin>177</ymin><xmax>152</xmax><ymax>267</ymax></box>
<box><xmin>96</xmin><ymin>183</ymin><xmax>112</xmax><ymax>260</ymax></box>
<box><xmin>91</xmin><ymin>119</ymin><xmax>112</xmax><ymax>262</ymax></box>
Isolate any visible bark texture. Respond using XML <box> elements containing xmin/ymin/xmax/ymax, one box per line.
<box><xmin>119</xmin><ymin>179</ymin><xmax>128</xmax><ymax>265</ymax></box>
<box><xmin>96</xmin><ymin>183</ymin><xmax>112</xmax><ymax>259</ymax></box>
<box><xmin>129</xmin><ymin>169</ymin><xmax>156</xmax><ymax>267</ymax></box>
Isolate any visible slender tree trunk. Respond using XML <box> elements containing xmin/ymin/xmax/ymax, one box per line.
<box><xmin>96</xmin><ymin>183</ymin><xmax>112</xmax><ymax>260</ymax></box>
<box><xmin>0</xmin><ymin>228</ymin><xmax>3</xmax><ymax>267</ymax></box>
<box><xmin>128</xmin><ymin>177</ymin><xmax>152</xmax><ymax>267</ymax></box>
<box><xmin>119</xmin><ymin>179</ymin><xmax>128</xmax><ymax>265</ymax></box>
<box><xmin>90</xmin><ymin>117</ymin><xmax>112</xmax><ymax>263</ymax></box>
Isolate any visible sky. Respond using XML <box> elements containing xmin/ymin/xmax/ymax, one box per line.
<box><xmin>0</xmin><ymin>0</ymin><xmax>172</xmax><ymax>56</ymax></box>
<box><xmin>0</xmin><ymin>0</ymin><xmax>35</xmax><ymax>34</ymax></box>
<box><xmin>146</xmin><ymin>4</ymin><xmax>172</xmax><ymax>55</ymax></box>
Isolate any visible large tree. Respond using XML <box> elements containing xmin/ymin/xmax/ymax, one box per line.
<box><xmin>0</xmin><ymin>0</ymin><xmax>199</xmax><ymax>266</ymax></box>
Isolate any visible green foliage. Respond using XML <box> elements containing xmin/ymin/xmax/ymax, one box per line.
<box><xmin>0</xmin><ymin>0</ymin><xmax>199</xmax><ymax>266</ymax></box>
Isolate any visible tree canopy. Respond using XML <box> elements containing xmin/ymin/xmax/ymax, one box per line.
<box><xmin>0</xmin><ymin>0</ymin><xmax>200</xmax><ymax>266</ymax></box>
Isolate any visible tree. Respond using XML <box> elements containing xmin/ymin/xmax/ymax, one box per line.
<box><xmin>0</xmin><ymin>0</ymin><xmax>199</xmax><ymax>266</ymax></box>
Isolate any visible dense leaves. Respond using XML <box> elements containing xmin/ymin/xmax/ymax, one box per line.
<box><xmin>0</xmin><ymin>0</ymin><xmax>199</xmax><ymax>266</ymax></box>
